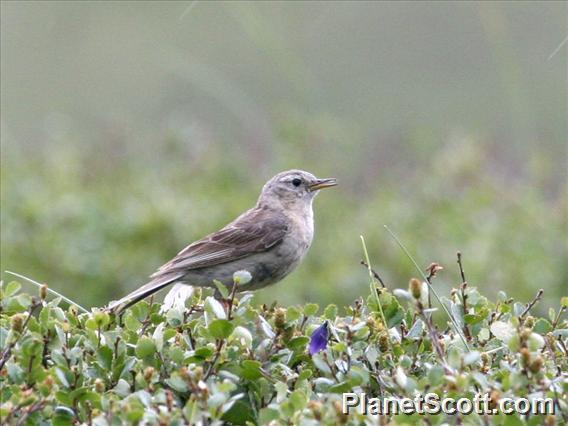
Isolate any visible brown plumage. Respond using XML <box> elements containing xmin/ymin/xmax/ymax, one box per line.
<box><xmin>107</xmin><ymin>170</ymin><xmax>336</xmax><ymax>314</ymax></box>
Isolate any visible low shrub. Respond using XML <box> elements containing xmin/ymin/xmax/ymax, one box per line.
<box><xmin>0</xmin><ymin>263</ymin><xmax>566</xmax><ymax>425</ymax></box>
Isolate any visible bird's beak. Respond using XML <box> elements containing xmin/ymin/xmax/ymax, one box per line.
<box><xmin>309</xmin><ymin>178</ymin><xmax>338</xmax><ymax>191</ymax></box>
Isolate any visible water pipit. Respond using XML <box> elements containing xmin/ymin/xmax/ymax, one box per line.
<box><xmin>107</xmin><ymin>170</ymin><xmax>337</xmax><ymax>314</ymax></box>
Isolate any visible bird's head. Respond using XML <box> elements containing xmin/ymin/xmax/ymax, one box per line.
<box><xmin>258</xmin><ymin>169</ymin><xmax>337</xmax><ymax>210</ymax></box>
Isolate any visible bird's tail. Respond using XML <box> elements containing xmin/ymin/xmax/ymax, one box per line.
<box><xmin>106</xmin><ymin>273</ymin><xmax>183</xmax><ymax>315</ymax></box>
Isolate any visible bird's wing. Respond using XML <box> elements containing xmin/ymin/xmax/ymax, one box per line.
<box><xmin>152</xmin><ymin>207</ymin><xmax>289</xmax><ymax>276</ymax></box>
<box><xmin>106</xmin><ymin>208</ymin><xmax>288</xmax><ymax>314</ymax></box>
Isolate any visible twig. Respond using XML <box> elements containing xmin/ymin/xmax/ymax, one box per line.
<box><xmin>383</xmin><ymin>225</ymin><xmax>471</xmax><ymax>351</ymax></box>
<box><xmin>14</xmin><ymin>400</ymin><xmax>47</xmax><ymax>426</ymax></box>
<box><xmin>0</xmin><ymin>302</ymin><xmax>40</xmax><ymax>370</ymax></box>
<box><xmin>519</xmin><ymin>289</ymin><xmax>544</xmax><ymax>320</ymax></box>
<box><xmin>551</xmin><ymin>306</ymin><xmax>566</xmax><ymax>331</ymax></box>
<box><xmin>360</xmin><ymin>260</ymin><xmax>386</xmax><ymax>287</ymax></box>
<box><xmin>227</xmin><ymin>282</ymin><xmax>239</xmax><ymax>320</ymax></box>
<box><xmin>204</xmin><ymin>339</ymin><xmax>224</xmax><ymax>380</ymax></box>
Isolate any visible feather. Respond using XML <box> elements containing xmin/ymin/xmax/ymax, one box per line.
<box><xmin>107</xmin><ymin>207</ymin><xmax>288</xmax><ymax>314</ymax></box>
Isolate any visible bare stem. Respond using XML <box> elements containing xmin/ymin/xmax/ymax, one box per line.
<box><xmin>360</xmin><ymin>260</ymin><xmax>386</xmax><ymax>287</ymax></box>
<box><xmin>519</xmin><ymin>289</ymin><xmax>544</xmax><ymax>320</ymax></box>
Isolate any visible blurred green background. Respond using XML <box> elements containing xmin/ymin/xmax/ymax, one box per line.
<box><xmin>1</xmin><ymin>2</ymin><xmax>566</xmax><ymax>312</ymax></box>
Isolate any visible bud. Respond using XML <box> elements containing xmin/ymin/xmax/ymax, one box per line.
<box><xmin>365</xmin><ymin>316</ymin><xmax>377</xmax><ymax>332</ymax></box>
<box><xmin>193</xmin><ymin>366</ymin><xmax>204</xmax><ymax>382</ymax></box>
<box><xmin>524</xmin><ymin>315</ymin><xmax>535</xmax><ymax>328</ymax></box>
<box><xmin>274</xmin><ymin>308</ymin><xmax>287</xmax><ymax>329</ymax></box>
<box><xmin>529</xmin><ymin>356</ymin><xmax>543</xmax><ymax>374</ymax></box>
<box><xmin>94</xmin><ymin>378</ymin><xmax>105</xmax><ymax>393</ymax></box>
<box><xmin>179</xmin><ymin>367</ymin><xmax>190</xmax><ymax>381</ymax></box>
<box><xmin>425</xmin><ymin>262</ymin><xmax>443</xmax><ymax>278</ymax></box>
<box><xmin>378</xmin><ymin>333</ymin><xmax>389</xmax><ymax>353</ymax></box>
<box><xmin>11</xmin><ymin>314</ymin><xmax>25</xmax><ymax>333</ymax></box>
<box><xmin>92</xmin><ymin>310</ymin><xmax>110</xmax><ymax>327</ymax></box>
<box><xmin>40</xmin><ymin>284</ymin><xmax>48</xmax><ymax>301</ymax></box>
<box><xmin>281</xmin><ymin>326</ymin><xmax>294</xmax><ymax>343</ymax></box>
<box><xmin>489</xmin><ymin>390</ymin><xmax>501</xmax><ymax>410</ymax></box>
<box><xmin>438</xmin><ymin>338</ymin><xmax>446</xmax><ymax>353</ymax></box>
<box><xmin>409</xmin><ymin>278</ymin><xmax>422</xmax><ymax>300</ymax></box>
<box><xmin>307</xmin><ymin>401</ymin><xmax>322</xmax><ymax>421</ymax></box>
<box><xmin>520</xmin><ymin>327</ymin><xmax>532</xmax><ymax>343</ymax></box>
<box><xmin>144</xmin><ymin>367</ymin><xmax>155</xmax><ymax>382</ymax></box>
<box><xmin>545</xmin><ymin>332</ymin><xmax>556</xmax><ymax>349</ymax></box>
<box><xmin>520</xmin><ymin>347</ymin><xmax>531</xmax><ymax>366</ymax></box>
<box><xmin>333</xmin><ymin>400</ymin><xmax>349</xmax><ymax>424</ymax></box>
<box><xmin>44</xmin><ymin>375</ymin><xmax>54</xmax><ymax>391</ymax></box>
<box><xmin>481</xmin><ymin>352</ymin><xmax>491</xmax><ymax>366</ymax></box>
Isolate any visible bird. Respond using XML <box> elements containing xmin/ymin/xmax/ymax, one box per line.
<box><xmin>107</xmin><ymin>170</ymin><xmax>337</xmax><ymax>314</ymax></box>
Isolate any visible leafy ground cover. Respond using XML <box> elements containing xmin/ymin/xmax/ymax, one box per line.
<box><xmin>0</xmin><ymin>255</ymin><xmax>567</xmax><ymax>425</ymax></box>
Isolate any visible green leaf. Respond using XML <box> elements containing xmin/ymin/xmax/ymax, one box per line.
<box><xmin>303</xmin><ymin>303</ymin><xmax>319</xmax><ymax>317</ymax></box>
<box><xmin>323</xmin><ymin>304</ymin><xmax>338</xmax><ymax>320</ymax></box>
<box><xmin>166</xmin><ymin>308</ymin><xmax>183</xmax><ymax>327</ymax></box>
<box><xmin>97</xmin><ymin>346</ymin><xmax>113</xmax><ymax>370</ymax></box>
<box><xmin>464</xmin><ymin>314</ymin><xmax>484</xmax><ymax>325</ymax></box>
<box><xmin>328</xmin><ymin>380</ymin><xmax>353</xmax><ymax>393</ymax></box>
<box><xmin>213</xmin><ymin>280</ymin><xmax>230</xmax><ymax>299</ymax></box>
<box><xmin>124</xmin><ymin>313</ymin><xmax>141</xmax><ymax>331</ymax></box>
<box><xmin>52</xmin><ymin>406</ymin><xmax>75</xmax><ymax>426</ymax></box>
<box><xmin>241</xmin><ymin>360</ymin><xmax>263</xmax><ymax>380</ymax></box>
<box><xmin>533</xmin><ymin>318</ymin><xmax>552</xmax><ymax>334</ymax></box>
<box><xmin>4</xmin><ymin>281</ymin><xmax>21</xmax><ymax>297</ymax></box>
<box><xmin>286</xmin><ymin>306</ymin><xmax>301</xmax><ymax>321</ymax></box>
<box><xmin>287</xmin><ymin>336</ymin><xmax>309</xmax><ymax>351</ymax></box>
<box><xmin>427</xmin><ymin>365</ymin><xmax>444</xmax><ymax>386</ymax></box>
<box><xmin>135</xmin><ymin>337</ymin><xmax>156</xmax><ymax>358</ymax></box>
<box><xmin>209</xmin><ymin>319</ymin><xmax>234</xmax><ymax>339</ymax></box>
<box><xmin>194</xmin><ymin>346</ymin><xmax>214</xmax><ymax>359</ymax></box>
<box><xmin>222</xmin><ymin>398</ymin><xmax>256</xmax><ymax>424</ymax></box>
<box><xmin>166</xmin><ymin>374</ymin><xmax>189</xmax><ymax>392</ymax></box>
<box><xmin>258</xmin><ymin>407</ymin><xmax>280</xmax><ymax>424</ymax></box>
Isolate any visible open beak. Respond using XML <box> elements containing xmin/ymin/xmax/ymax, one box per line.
<box><xmin>309</xmin><ymin>178</ymin><xmax>338</xmax><ymax>191</ymax></box>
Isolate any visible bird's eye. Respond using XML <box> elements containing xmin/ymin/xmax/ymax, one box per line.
<box><xmin>292</xmin><ymin>178</ymin><xmax>302</xmax><ymax>187</ymax></box>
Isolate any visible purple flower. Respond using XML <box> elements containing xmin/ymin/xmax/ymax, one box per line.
<box><xmin>309</xmin><ymin>321</ymin><xmax>329</xmax><ymax>355</ymax></box>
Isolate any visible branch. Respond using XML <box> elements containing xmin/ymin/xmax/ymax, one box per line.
<box><xmin>519</xmin><ymin>289</ymin><xmax>544</xmax><ymax>320</ymax></box>
<box><xmin>360</xmin><ymin>260</ymin><xmax>386</xmax><ymax>287</ymax></box>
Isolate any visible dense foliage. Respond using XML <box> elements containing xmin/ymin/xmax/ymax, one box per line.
<box><xmin>1</xmin><ymin>265</ymin><xmax>566</xmax><ymax>425</ymax></box>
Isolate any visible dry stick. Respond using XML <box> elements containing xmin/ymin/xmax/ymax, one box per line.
<box><xmin>205</xmin><ymin>282</ymin><xmax>240</xmax><ymax>379</ymax></box>
<box><xmin>551</xmin><ymin>306</ymin><xmax>566</xmax><ymax>331</ymax></box>
<box><xmin>383</xmin><ymin>225</ymin><xmax>471</xmax><ymax>351</ymax></box>
<box><xmin>519</xmin><ymin>288</ymin><xmax>544</xmax><ymax>320</ymax></box>
<box><xmin>227</xmin><ymin>282</ymin><xmax>239</xmax><ymax>320</ymax></box>
<box><xmin>360</xmin><ymin>260</ymin><xmax>386</xmax><ymax>287</ymax></box>
<box><xmin>456</xmin><ymin>252</ymin><xmax>472</xmax><ymax>340</ymax></box>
